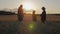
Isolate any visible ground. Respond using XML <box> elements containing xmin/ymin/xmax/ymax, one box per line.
<box><xmin>0</xmin><ymin>14</ymin><xmax>60</xmax><ymax>34</ymax></box>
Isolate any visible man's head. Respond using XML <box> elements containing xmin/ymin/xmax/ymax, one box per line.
<box><xmin>20</xmin><ymin>4</ymin><xmax>23</xmax><ymax>8</ymax></box>
<box><xmin>41</xmin><ymin>7</ymin><xmax>46</xmax><ymax>11</ymax></box>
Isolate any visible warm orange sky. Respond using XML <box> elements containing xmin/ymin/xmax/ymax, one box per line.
<box><xmin>0</xmin><ymin>0</ymin><xmax>60</xmax><ymax>14</ymax></box>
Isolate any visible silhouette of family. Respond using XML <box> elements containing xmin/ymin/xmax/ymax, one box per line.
<box><xmin>18</xmin><ymin>5</ymin><xmax>46</xmax><ymax>24</ymax></box>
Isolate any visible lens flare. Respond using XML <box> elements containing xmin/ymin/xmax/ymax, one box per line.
<box><xmin>27</xmin><ymin>22</ymin><xmax>36</xmax><ymax>30</ymax></box>
<box><xmin>29</xmin><ymin>23</ymin><xmax>34</xmax><ymax>29</ymax></box>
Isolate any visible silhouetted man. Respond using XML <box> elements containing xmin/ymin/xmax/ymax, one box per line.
<box><xmin>18</xmin><ymin>5</ymin><xmax>24</xmax><ymax>21</ymax></box>
<box><xmin>32</xmin><ymin>10</ymin><xmax>36</xmax><ymax>22</ymax></box>
<box><xmin>41</xmin><ymin>7</ymin><xmax>46</xmax><ymax>24</ymax></box>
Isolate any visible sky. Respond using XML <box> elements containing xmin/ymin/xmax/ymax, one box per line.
<box><xmin>0</xmin><ymin>0</ymin><xmax>60</xmax><ymax>14</ymax></box>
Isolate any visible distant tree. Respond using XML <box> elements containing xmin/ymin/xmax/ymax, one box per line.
<box><xmin>0</xmin><ymin>11</ymin><xmax>15</xmax><ymax>15</ymax></box>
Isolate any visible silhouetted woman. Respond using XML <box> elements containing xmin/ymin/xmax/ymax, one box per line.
<box><xmin>41</xmin><ymin>7</ymin><xmax>46</xmax><ymax>24</ymax></box>
<box><xmin>18</xmin><ymin>5</ymin><xmax>24</xmax><ymax>21</ymax></box>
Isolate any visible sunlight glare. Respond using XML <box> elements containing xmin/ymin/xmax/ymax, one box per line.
<box><xmin>23</xmin><ymin>2</ymin><xmax>35</xmax><ymax>10</ymax></box>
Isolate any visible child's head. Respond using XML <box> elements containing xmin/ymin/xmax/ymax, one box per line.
<box><xmin>33</xmin><ymin>10</ymin><xmax>35</xmax><ymax>13</ymax></box>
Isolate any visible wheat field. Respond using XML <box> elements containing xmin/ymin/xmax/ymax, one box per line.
<box><xmin>0</xmin><ymin>14</ymin><xmax>60</xmax><ymax>21</ymax></box>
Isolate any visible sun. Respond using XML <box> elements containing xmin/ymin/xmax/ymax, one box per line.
<box><xmin>23</xmin><ymin>3</ymin><xmax>34</xmax><ymax>10</ymax></box>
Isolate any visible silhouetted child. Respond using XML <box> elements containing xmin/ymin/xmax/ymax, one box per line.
<box><xmin>40</xmin><ymin>7</ymin><xmax>46</xmax><ymax>24</ymax></box>
<box><xmin>32</xmin><ymin>10</ymin><xmax>36</xmax><ymax>22</ymax></box>
<box><xmin>18</xmin><ymin>5</ymin><xmax>24</xmax><ymax>21</ymax></box>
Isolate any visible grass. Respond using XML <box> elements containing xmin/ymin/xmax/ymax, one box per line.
<box><xmin>37</xmin><ymin>21</ymin><xmax>60</xmax><ymax>34</ymax></box>
<box><xmin>0</xmin><ymin>21</ymin><xmax>60</xmax><ymax>34</ymax></box>
<box><xmin>0</xmin><ymin>21</ymin><xmax>22</xmax><ymax>34</ymax></box>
